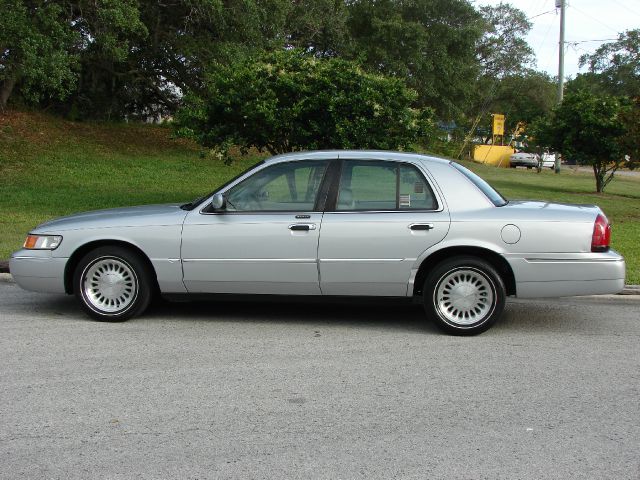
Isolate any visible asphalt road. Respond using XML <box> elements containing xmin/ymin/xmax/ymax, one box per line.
<box><xmin>1</xmin><ymin>279</ymin><xmax>639</xmax><ymax>480</ymax></box>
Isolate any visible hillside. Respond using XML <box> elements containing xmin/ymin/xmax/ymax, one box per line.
<box><xmin>1</xmin><ymin>110</ymin><xmax>638</xmax><ymax>283</ymax></box>
<box><xmin>0</xmin><ymin>110</ymin><xmax>263</xmax><ymax>260</ymax></box>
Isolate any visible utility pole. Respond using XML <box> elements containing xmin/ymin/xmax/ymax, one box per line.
<box><xmin>555</xmin><ymin>0</ymin><xmax>566</xmax><ymax>173</ymax></box>
<box><xmin>557</xmin><ymin>0</ymin><xmax>566</xmax><ymax>103</ymax></box>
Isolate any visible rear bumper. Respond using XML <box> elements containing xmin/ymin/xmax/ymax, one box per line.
<box><xmin>9</xmin><ymin>250</ymin><xmax>67</xmax><ymax>294</ymax></box>
<box><xmin>510</xmin><ymin>160</ymin><xmax>537</xmax><ymax>167</ymax></box>
<box><xmin>505</xmin><ymin>250</ymin><xmax>626</xmax><ymax>298</ymax></box>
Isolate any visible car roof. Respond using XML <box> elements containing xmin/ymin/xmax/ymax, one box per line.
<box><xmin>264</xmin><ymin>150</ymin><xmax>452</xmax><ymax>166</ymax></box>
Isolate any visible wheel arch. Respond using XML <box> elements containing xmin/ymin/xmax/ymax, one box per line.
<box><xmin>412</xmin><ymin>246</ymin><xmax>516</xmax><ymax>297</ymax></box>
<box><xmin>64</xmin><ymin>239</ymin><xmax>159</xmax><ymax>295</ymax></box>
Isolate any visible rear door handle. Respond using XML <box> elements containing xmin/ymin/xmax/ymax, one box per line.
<box><xmin>289</xmin><ymin>224</ymin><xmax>316</xmax><ymax>231</ymax></box>
<box><xmin>409</xmin><ymin>223</ymin><xmax>434</xmax><ymax>231</ymax></box>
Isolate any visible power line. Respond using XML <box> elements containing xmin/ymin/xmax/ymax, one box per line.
<box><xmin>569</xmin><ymin>5</ymin><xmax>621</xmax><ymax>35</ymax></box>
<box><xmin>565</xmin><ymin>38</ymin><xmax>618</xmax><ymax>46</ymax></box>
<box><xmin>609</xmin><ymin>0</ymin><xmax>640</xmax><ymax>18</ymax></box>
<box><xmin>528</xmin><ymin>9</ymin><xmax>556</xmax><ymax>20</ymax></box>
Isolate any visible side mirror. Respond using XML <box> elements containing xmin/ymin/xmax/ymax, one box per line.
<box><xmin>210</xmin><ymin>193</ymin><xmax>226</xmax><ymax>210</ymax></box>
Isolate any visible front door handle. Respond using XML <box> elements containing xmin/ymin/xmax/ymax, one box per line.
<box><xmin>408</xmin><ymin>223</ymin><xmax>434</xmax><ymax>231</ymax></box>
<box><xmin>289</xmin><ymin>224</ymin><xmax>316</xmax><ymax>231</ymax></box>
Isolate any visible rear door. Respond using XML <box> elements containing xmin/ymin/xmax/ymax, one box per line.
<box><xmin>318</xmin><ymin>158</ymin><xmax>449</xmax><ymax>296</ymax></box>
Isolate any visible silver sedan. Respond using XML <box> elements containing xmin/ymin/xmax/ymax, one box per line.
<box><xmin>10</xmin><ymin>151</ymin><xmax>625</xmax><ymax>335</ymax></box>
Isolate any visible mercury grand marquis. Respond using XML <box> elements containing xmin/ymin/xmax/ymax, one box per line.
<box><xmin>10</xmin><ymin>151</ymin><xmax>625</xmax><ymax>335</ymax></box>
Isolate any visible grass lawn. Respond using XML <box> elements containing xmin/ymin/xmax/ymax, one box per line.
<box><xmin>2</xmin><ymin>110</ymin><xmax>639</xmax><ymax>283</ymax></box>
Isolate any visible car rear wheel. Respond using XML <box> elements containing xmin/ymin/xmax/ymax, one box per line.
<box><xmin>73</xmin><ymin>246</ymin><xmax>153</xmax><ymax>322</ymax></box>
<box><xmin>423</xmin><ymin>256</ymin><xmax>505</xmax><ymax>335</ymax></box>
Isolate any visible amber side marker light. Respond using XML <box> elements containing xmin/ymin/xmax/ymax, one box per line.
<box><xmin>23</xmin><ymin>235</ymin><xmax>63</xmax><ymax>250</ymax></box>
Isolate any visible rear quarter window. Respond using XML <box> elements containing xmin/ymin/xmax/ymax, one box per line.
<box><xmin>450</xmin><ymin>162</ymin><xmax>507</xmax><ymax>207</ymax></box>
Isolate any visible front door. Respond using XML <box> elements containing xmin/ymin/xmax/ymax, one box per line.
<box><xmin>318</xmin><ymin>159</ymin><xmax>450</xmax><ymax>296</ymax></box>
<box><xmin>181</xmin><ymin>159</ymin><xmax>331</xmax><ymax>295</ymax></box>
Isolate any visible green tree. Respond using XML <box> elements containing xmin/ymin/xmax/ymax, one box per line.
<box><xmin>577</xmin><ymin>29</ymin><xmax>640</xmax><ymax>97</ymax></box>
<box><xmin>285</xmin><ymin>0</ymin><xmax>350</xmax><ymax>56</ymax></box>
<box><xmin>618</xmin><ymin>98</ymin><xmax>640</xmax><ymax>169</ymax></box>
<box><xmin>0</xmin><ymin>0</ymin><xmax>78</xmax><ymax>110</ymax></box>
<box><xmin>175</xmin><ymin>50</ymin><xmax>433</xmax><ymax>161</ymax></box>
<box><xmin>477</xmin><ymin>70</ymin><xmax>556</xmax><ymax>139</ymax></box>
<box><xmin>66</xmin><ymin>0</ymin><xmax>148</xmax><ymax>119</ymax></box>
<box><xmin>60</xmin><ymin>0</ymin><xmax>291</xmax><ymax>119</ymax></box>
<box><xmin>532</xmin><ymin>90</ymin><xmax>628</xmax><ymax>193</ymax></box>
<box><xmin>344</xmin><ymin>0</ymin><xmax>484</xmax><ymax>118</ymax></box>
<box><xmin>476</xmin><ymin>2</ymin><xmax>534</xmax><ymax>78</ymax></box>
<box><xmin>465</xmin><ymin>3</ymin><xmax>540</xmax><ymax>143</ymax></box>
<box><xmin>1</xmin><ymin>0</ymin><xmax>148</xmax><ymax>114</ymax></box>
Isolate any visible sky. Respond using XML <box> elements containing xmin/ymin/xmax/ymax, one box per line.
<box><xmin>474</xmin><ymin>0</ymin><xmax>640</xmax><ymax>78</ymax></box>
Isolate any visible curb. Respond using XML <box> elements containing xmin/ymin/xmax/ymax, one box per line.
<box><xmin>620</xmin><ymin>285</ymin><xmax>640</xmax><ymax>295</ymax></box>
<box><xmin>0</xmin><ymin>272</ymin><xmax>13</xmax><ymax>283</ymax></box>
<box><xmin>0</xmin><ymin>271</ymin><xmax>639</xmax><ymax>296</ymax></box>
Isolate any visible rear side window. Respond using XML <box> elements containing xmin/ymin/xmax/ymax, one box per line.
<box><xmin>450</xmin><ymin>162</ymin><xmax>507</xmax><ymax>207</ymax></box>
<box><xmin>336</xmin><ymin>160</ymin><xmax>438</xmax><ymax>211</ymax></box>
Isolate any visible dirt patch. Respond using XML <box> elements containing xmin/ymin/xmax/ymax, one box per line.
<box><xmin>0</xmin><ymin>109</ymin><xmax>200</xmax><ymax>158</ymax></box>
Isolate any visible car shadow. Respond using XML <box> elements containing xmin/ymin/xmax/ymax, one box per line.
<box><xmin>143</xmin><ymin>296</ymin><xmax>607</xmax><ymax>335</ymax></box>
<box><xmin>7</xmin><ymin>283</ymin><xmax>615</xmax><ymax>336</ymax></box>
<box><xmin>147</xmin><ymin>298</ymin><xmax>436</xmax><ymax>334</ymax></box>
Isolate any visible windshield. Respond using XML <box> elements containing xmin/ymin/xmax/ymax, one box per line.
<box><xmin>450</xmin><ymin>162</ymin><xmax>508</xmax><ymax>207</ymax></box>
<box><xmin>180</xmin><ymin>160</ymin><xmax>266</xmax><ymax>210</ymax></box>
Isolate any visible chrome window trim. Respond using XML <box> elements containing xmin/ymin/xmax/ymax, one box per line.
<box><xmin>319</xmin><ymin>258</ymin><xmax>409</xmax><ymax>263</ymax></box>
<box><xmin>322</xmin><ymin>209</ymin><xmax>444</xmax><ymax>214</ymax></box>
<box><xmin>197</xmin><ymin>210</ymin><xmax>320</xmax><ymax>216</ymax></box>
<box><xmin>182</xmin><ymin>258</ymin><xmax>317</xmax><ymax>263</ymax></box>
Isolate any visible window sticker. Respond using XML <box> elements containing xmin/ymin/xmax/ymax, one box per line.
<box><xmin>399</xmin><ymin>194</ymin><xmax>411</xmax><ymax>207</ymax></box>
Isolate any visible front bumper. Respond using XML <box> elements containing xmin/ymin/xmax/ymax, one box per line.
<box><xmin>9</xmin><ymin>249</ymin><xmax>68</xmax><ymax>294</ymax></box>
<box><xmin>504</xmin><ymin>250</ymin><xmax>626</xmax><ymax>298</ymax></box>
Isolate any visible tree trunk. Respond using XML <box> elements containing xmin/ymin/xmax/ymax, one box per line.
<box><xmin>0</xmin><ymin>76</ymin><xmax>16</xmax><ymax>112</ymax></box>
<box><xmin>593</xmin><ymin>163</ymin><xmax>603</xmax><ymax>193</ymax></box>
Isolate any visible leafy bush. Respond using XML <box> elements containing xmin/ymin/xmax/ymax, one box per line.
<box><xmin>175</xmin><ymin>50</ymin><xmax>434</xmax><ymax>162</ymax></box>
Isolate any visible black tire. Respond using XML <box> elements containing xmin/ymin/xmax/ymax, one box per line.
<box><xmin>73</xmin><ymin>246</ymin><xmax>154</xmax><ymax>322</ymax></box>
<box><xmin>423</xmin><ymin>256</ymin><xmax>506</xmax><ymax>335</ymax></box>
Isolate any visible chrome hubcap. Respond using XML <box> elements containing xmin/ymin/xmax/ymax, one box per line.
<box><xmin>83</xmin><ymin>258</ymin><xmax>137</xmax><ymax>313</ymax></box>
<box><xmin>435</xmin><ymin>268</ymin><xmax>495</xmax><ymax>326</ymax></box>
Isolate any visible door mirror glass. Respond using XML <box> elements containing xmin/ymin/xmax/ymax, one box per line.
<box><xmin>210</xmin><ymin>193</ymin><xmax>226</xmax><ymax>210</ymax></box>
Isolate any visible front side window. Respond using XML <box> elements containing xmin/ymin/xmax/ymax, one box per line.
<box><xmin>336</xmin><ymin>160</ymin><xmax>438</xmax><ymax>211</ymax></box>
<box><xmin>225</xmin><ymin>160</ymin><xmax>328</xmax><ymax>212</ymax></box>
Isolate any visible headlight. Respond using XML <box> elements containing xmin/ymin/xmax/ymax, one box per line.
<box><xmin>23</xmin><ymin>235</ymin><xmax>63</xmax><ymax>250</ymax></box>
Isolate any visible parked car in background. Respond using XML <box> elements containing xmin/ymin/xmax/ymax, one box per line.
<box><xmin>541</xmin><ymin>152</ymin><xmax>556</xmax><ymax>169</ymax></box>
<box><xmin>10</xmin><ymin>151</ymin><xmax>625</xmax><ymax>335</ymax></box>
<box><xmin>510</xmin><ymin>151</ymin><xmax>538</xmax><ymax>169</ymax></box>
<box><xmin>510</xmin><ymin>151</ymin><xmax>556</xmax><ymax>170</ymax></box>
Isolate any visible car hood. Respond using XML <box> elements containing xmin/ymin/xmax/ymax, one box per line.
<box><xmin>32</xmin><ymin>204</ymin><xmax>188</xmax><ymax>233</ymax></box>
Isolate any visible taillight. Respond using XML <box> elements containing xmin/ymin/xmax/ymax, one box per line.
<box><xmin>591</xmin><ymin>214</ymin><xmax>611</xmax><ymax>252</ymax></box>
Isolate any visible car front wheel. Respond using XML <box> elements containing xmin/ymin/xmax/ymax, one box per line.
<box><xmin>73</xmin><ymin>246</ymin><xmax>153</xmax><ymax>322</ymax></box>
<box><xmin>423</xmin><ymin>256</ymin><xmax>505</xmax><ymax>335</ymax></box>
